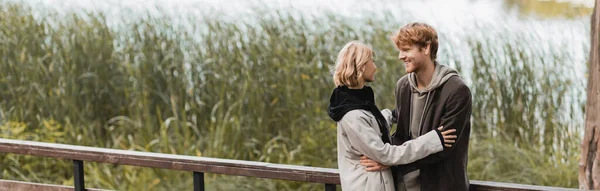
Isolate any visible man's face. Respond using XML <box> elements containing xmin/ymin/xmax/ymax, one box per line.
<box><xmin>398</xmin><ymin>45</ymin><xmax>429</xmax><ymax>73</ymax></box>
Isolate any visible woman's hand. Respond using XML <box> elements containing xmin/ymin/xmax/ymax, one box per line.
<box><xmin>360</xmin><ymin>156</ymin><xmax>389</xmax><ymax>172</ymax></box>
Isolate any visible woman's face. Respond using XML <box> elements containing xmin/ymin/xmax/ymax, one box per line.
<box><xmin>362</xmin><ymin>58</ymin><xmax>377</xmax><ymax>83</ymax></box>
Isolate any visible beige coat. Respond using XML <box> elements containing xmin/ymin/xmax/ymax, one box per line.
<box><xmin>337</xmin><ymin>109</ymin><xmax>443</xmax><ymax>191</ymax></box>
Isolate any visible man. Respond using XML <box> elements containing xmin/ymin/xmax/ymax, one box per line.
<box><xmin>361</xmin><ymin>22</ymin><xmax>472</xmax><ymax>191</ymax></box>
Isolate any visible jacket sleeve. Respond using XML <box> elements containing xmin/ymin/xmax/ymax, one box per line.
<box><xmin>381</xmin><ymin>109</ymin><xmax>394</xmax><ymax>132</ymax></box>
<box><xmin>340</xmin><ymin>111</ymin><xmax>443</xmax><ymax>166</ymax></box>
<box><xmin>398</xmin><ymin>84</ymin><xmax>472</xmax><ymax>168</ymax></box>
<box><xmin>392</xmin><ymin>78</ymin><xmax>403</xmax><ymax>124</ymax></box>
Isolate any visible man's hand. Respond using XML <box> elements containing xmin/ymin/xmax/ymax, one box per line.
<box><xmin>360</xmin><ymin>156</ymin><xmax>389</xmax><ymax>171</ymax></box>
<box><xmin>438</xmin><ymin>126</ymin><xmax>457</xmax><ymax>148</ymax></box>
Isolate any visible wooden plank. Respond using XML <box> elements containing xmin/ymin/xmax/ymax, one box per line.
<box><xmin>0</xmin><ymin>138</ymin><xmax>583</xmax><ymax>190</ymax></box>
<box><xmin>470</xmin><ymin>180</ymin><xmax>581</xmax><ymax>191</ymax></box>
<box><xmin>0</xmin><ymin>138</ymin><xmax>340</xmax><ymax>184</ymax></box>
<box><xmin>0</xmin><ymin>179</ymin><xmax>110</xmax><ymax>191</ymax></box>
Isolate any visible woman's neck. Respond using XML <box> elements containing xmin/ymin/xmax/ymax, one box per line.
<box><xmin>348</xmin><ymin>80</ymin><xmax>365</xmax><ymax>89</ymax></box>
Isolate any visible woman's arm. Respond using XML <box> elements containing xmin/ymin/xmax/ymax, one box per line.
<box><xmin>341</xmin><ymin>110</ymin><xmax>444</xmax><ymax>166</ymax></box>
<box><xmin>360</xmin><ymin>127</ymin><xmax>456</xmax><ymax>171</ymax></box>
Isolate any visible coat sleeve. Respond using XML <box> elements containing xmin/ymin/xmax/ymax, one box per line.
<box><xmin>381</xmin><ymin>109</ymin><xmax>394</xmax><ymax>132</ymax></box>
<box><xmin>340</xmin><ymin>111</ymin><xmax>443</xmax><ymax>166</ymax></box>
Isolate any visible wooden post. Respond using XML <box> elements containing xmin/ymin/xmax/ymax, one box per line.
<box><xmin>73</xmin><ymin>160</ymin><xmax>85</xmax><ymax>191</ymax></box>
<box><xmin>580</xmin><ymin>0</ymin><xmax>600</xmax><ymax>190</ymax></box>
<box><xmin>193</xmin><ymin>172</ymin><xmax>204</xmax><ymax>191</ymax></box>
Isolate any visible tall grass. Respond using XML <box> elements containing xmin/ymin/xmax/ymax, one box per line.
<box><xmin>0</xmin><ymin>1</ymin><xmax>586</xmax><ymax>190</ymax></box>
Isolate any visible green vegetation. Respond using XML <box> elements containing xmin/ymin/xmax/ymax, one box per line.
<box><xmin>0</xmin><ymin>1</ymin><xmax>586</xmax><ymax>190</ymax></box>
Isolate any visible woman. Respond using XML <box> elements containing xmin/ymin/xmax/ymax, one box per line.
<box><xmin>327</xmin><ymin>41</ymin><xmax>455</xmax><ymax>191</ymax></box>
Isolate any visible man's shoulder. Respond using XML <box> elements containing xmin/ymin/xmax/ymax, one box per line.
<box><xmin>442</xmin><ymin>76</ymin><xmax>471</xmax><ymax>98</ymax></box>
<box><xmin>445</xmin><ymin>76</ymin><xmax>468</xmax><ymax>88</ymax></box>
<box><xmin>396</xmin><ymin>75</ymin><xmax>410</xmax><ymax>88</ymax></box>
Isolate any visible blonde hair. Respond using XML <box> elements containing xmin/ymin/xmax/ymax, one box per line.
<box><xmin>333</xmin><ymin>41</ymin><xmax>374</xmax><ymax>87</ymax></box>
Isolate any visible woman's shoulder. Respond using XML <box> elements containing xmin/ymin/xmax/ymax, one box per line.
<box><xmin>340</xmin><ymin>109</ymin><xmax>374</xmax><ymax>122</ymax></box>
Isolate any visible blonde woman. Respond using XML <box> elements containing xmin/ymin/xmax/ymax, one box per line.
<box><xmin>327</xmin><ymin>41</ymin><xmax>456</xmax><ymax>191</ymax></box>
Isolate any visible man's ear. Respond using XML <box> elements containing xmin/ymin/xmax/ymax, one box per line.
<box><xmin>424</xmin><ymin>44</ymin><xmax>431</xmax><ymax>55</ymax></box>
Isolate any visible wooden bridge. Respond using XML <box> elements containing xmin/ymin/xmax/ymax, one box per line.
<box><xmin>0</xmin><ymin>138</ymin><xmax>581</xmax><ymax>191</ymax></box>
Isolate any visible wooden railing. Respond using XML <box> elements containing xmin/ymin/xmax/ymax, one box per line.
<box><xmin>0</xmin><ymin>138</ymin><xmax>582</xmax><ymax>191</ymax></box>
